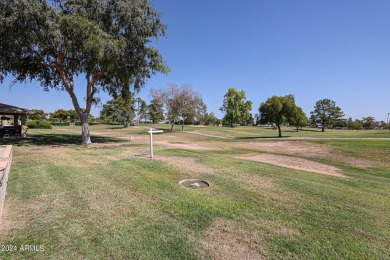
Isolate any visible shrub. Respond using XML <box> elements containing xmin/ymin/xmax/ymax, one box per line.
<box><xmin>74</xmin><ymin>121</ymin><xmax>103</xmax><ymax>126</ymax></box>
<box><xmin>51</xmin><ymin>122</ymin><xmax>70</xmax><ymax>126</ymax></box>
<box><xmin>27</xmin><ymin>120</ymin><xmax>53</xmax><ymax>129</ymax></box>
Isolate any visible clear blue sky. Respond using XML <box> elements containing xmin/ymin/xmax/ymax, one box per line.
<box><xmin>1</xmin><ymin>0</ymin><xmax>390</xmax><ymax>121</ymax></box>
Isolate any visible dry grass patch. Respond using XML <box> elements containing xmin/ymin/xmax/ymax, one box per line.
<box><xmin>236</xmin><ymin>173</ymin><xmax>274</xmax><ymax>192</ymax></box>
<box><xmin>238</xmin><ymin>141</ymin><xmax>383</xmax><ymax>168</ymax></box>
<box><xmin>156</xmin><ymin>155</ymin><xmax>215</xmax><ymax>175</ymax></box>
<box><xmin>241</xmin><ymin>141</ymin><xmax>331</xmax><ymax>156</ymax></box>
<box><xmin>236</xmin><ymin>154</ymin><xmax>345</xmax><ymax>177</ymax></box>
<box><xmin>201</xmin><ymin>219</ymin><xmax>268</xmax><ymax>260</ymax></box>
<box><xmin>0</xmin><ymin>195</ymin><xmax>48</xmax><ymax>235</ymax></box>
<box><xmin>155</xmin><ymin>140</ymin><xmax>217</xmax><ymax>151</ymax></box>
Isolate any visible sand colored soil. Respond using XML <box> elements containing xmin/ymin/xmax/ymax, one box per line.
<box><xmin>153</xmin><ymin>135</ymin><xmax>218</xmax><ymax>151</ymax></box>
<box><xmin>241</xmin><ymin>141</ymin><xmax>331</xmax><ymax>156</ymax></box>
<box><xmin>154</xmin><ymin>140</ymin><xmax>217</xmax><ymax>151</ymax></box>
<box><xmin>236</xmin><ymin>154</ymin><xmax>345</xmax><ymax>177</ymax></box>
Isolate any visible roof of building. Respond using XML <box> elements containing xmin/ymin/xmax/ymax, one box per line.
<box><xmin>0</xmin><ymin>103</ymin><xmax>35</xmax><ymax>115</ymax></box>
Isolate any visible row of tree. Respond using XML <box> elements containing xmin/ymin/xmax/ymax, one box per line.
<box><xmin>29</xmin><ymin>84</ymin><xmax>387</xmax><ymax>138</ymax></box>
<box><xmin>2</xmin><ymin>1</ymin><xmax>386</xmax><ymax>144</ymax></box>
<box><xmin>100</xmin><ymin>84</ymin><xmax>221</xmax><ymax>131</ymax></box>
<box><xmin>218</xmin><ymin>88</ymin><xmax>388</xmax><ymax>137</ymax></box>
<box><xmin>30</xmin><ymin>109</ymin><xmax>95</xmax><ymax>123</ymax></box>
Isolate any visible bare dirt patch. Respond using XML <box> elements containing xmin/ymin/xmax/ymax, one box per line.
<box><xmin>242</xmin><ymin>141</ymin><xmax>331</xmax><ymax>156</ymax></box>
<box><xmin>202</xmin><ymin>219</ymin><xmax>268</xmax><ymax>260</ymax></box>
<box><xmin>154</xmin><ymin>140</ymin><xmax>217</xmax><ymax>151</ymax></box>
<box><xmin>236</xmin><ymin>154</ymin><xmax>345</xmax><ymax>177</ymax></box>
<box><xmin>238</xmin><ymin>141</ymin><xmax>381</xmax><ymax>168</ymax></box>
<box><xmin>156</xmin><ymin>156</ymin><xmax>214</xmax><ymax>175</ymax></box>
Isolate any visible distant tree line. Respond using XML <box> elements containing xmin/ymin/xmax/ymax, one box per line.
<box><xmin>29</xmin><ymin>87</ymin><xmax>389</xmax><ymax>134</ymax></box>
<box><xmin>29</xmin><ymin>109</ymin><xmax>95</xmax><ymax>124</ymax></box>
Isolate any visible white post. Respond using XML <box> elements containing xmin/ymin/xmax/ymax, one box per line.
<box><xmin>150</xmin><ymin>127</ymin><xmax>153</xmax><ymax>159</ymax></box>
<box><xmin>147</xmin><ymin>128</ymin><xmax>163</xmax><ymax>159</ymax></box>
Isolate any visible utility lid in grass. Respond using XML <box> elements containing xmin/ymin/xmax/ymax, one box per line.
<box><xmin>179</xmin><ymin>179</ymin><xmax>210</xmax><ymax>189</ymax></box>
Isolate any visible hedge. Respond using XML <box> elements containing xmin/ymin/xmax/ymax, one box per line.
<box><xmin>27</xmin><ymin>120</ymin><xmax>53</xmax><ymax>129</ymax></box>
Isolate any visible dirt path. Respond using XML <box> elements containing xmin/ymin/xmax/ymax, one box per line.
<box><xmin>183</xmin><ymin>131</ymin><xmax>234</xmax><ymax>139</ymax></box>
<box><xmin>236</xmin><ymin>154</ymin><xmax>345</xmax><ymax>177</ymax></box>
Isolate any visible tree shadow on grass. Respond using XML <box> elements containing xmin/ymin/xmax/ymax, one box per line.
<box><xmin>0</xmin><ymin>134</ymin><xmax>126</xmax><ymax>147</ymax></box>
<box><xmin>298</xmin><ymin>128</ymin><xmax>322</xmax><ymax>132</ymax></box>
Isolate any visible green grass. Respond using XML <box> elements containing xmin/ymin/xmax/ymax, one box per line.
<box><xmin>0</xmin><ymin>125</ymin><xmax>389</xmax><ymax>259</ymax></box>
<box><xmin>181</xmin><ymin>125</ymin><xmax>390</xmax><ymax>139</ymax></box>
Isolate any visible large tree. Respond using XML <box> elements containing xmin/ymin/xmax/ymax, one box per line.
<box><xmin>220</xmin><ymin>88</ymin><xmax>252</xmax><ymax>127</ymax></box>
<box><xmin>50</xmin><ymin>109</ymin><xmax>69</xmax><ymax>123</ymax></box>
<box><xmin>29</xmin><ymin>109</ymin><xmax>47</xmax><ymax>121</ymax></box>
<box><xmin>290</xmin><ymin>106</ymin><xmax>308</xmax><ymax>131</ymax></box>
<box><xmin>151</xmin><ymin>84</ymin><xmax>206</xmax><ymax>132</ymax></box>
<box><xmin>362</xmin><ymin>116</ymin><xmax>376</xmax><ymax>130</ymax></box>
<box><xmin>258</xmin><ymin>94</ymin><xmax>298</xmax><ymax>137</ymax></box>
<box><xmin>310</xmin><ymin>99</ymin><xmax>344</xmax><ymax>132</ymax></box>
<box><xmin>0</xmin><ymin>0</ymin><xmax>167</xmax><ymax>144</ymax></box>
<box><xmin>148</xmin><ymin>98</ymin><xmax>164</xmax><ymax>123</ymax></box>
<box><xmin>202</xmin><ymin>112</ymin><xmax>220</xmax><ymax>126</ymax></box>
<box><xmin>135</xmin><ymin>98</ymin><xmax>148</xmax><ymax>123</ymax></box>
<box><xmin>100</xmin><ymin>96</ymin><xmax>134</xmax><ymax>127</ymax></box>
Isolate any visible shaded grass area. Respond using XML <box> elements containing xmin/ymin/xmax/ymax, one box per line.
<box><xmin>0</xmin><ymin>134</ymin><xmax>125</xmax><ymax>146</ymax></box>
<box><xmin>0</xmin><ymin>126</ymin><xmax>389</xmax><ymax>258</ymax></box>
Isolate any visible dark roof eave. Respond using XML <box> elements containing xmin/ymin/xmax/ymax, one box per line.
<box><xmin>0</xmin><ymin>111</ymin><xmax>36</xmax><ymax>115</ymax></box>
<box><xmin>0</xmin><ymin>103</ymin><xmax>36</xmax><ymax>115</ymax></box>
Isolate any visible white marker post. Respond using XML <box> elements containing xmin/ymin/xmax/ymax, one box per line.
<box><xmin>148</xmin><ymin>128</ymin><xmax>163</xmax><ymax>159</ymax></box>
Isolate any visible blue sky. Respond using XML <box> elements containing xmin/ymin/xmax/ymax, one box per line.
<box><xmin>1</xmin><ymin>0</ymin><xmax>390</xmax><ymax>121</ymax></box>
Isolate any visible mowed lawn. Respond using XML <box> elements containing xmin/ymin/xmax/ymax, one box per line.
<box><xmin>0</xmin><ymin>125</ymin><xmax>389</xmax><ymax>259</ymax></box>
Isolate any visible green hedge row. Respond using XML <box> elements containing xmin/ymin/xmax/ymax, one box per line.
<box><xmin>49</xmin><ymin>122</ymin><xmax>102</xmax><ymax>126</ymax></box>
<box><xmin>27</xmin><ymin>120</ymin><xmax>53</xmax><ymax>129</ymax></box>
<box><xmin>74</xmin><ymin>122</ymin><xmax>102</xmax><ymax>126</ymax></box>
<box><xmin>51</xmin><ymin>122</ymin><xmax>70</xmax><ymax>126</ymax></box>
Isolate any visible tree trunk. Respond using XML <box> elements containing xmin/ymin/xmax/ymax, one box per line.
<box><xmin>278</xmin><ymin>125</ymin><xmax>282</xmax><ymax>137</ymax></box>
<box><xmin>81</xmin><ymin>114</ymin><xmax>91</xmax><ymax>144</ymax></box>
<box><xmin>170</xmin><ymin>123</ymin><xmax>174</xmax><ymax>132</ymax></box>
<box><xmin>182</xmin><ymin>120</ymin><xmax>184</xmax><ymax>131</ymax></box>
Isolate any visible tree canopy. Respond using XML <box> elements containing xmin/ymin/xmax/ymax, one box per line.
<box><xmin>0</xmin><ymin>0</ymin><xmax>167</xmax><ymax>143</ymax></box>
<box><xmin>310</xmin><ymin>99</ymin><xmax>344</xmax><ymax>132</ymax></box>
<box><xmin>148</xmin><ymin>98</ymin><xmax>164</xmax><ymax>123</ymax></box>
<box><xmin>362</xmin><ymin>116</ymin><xmax>376</xmax><ymax>130</ymax></box>
<box><xmin>135</xmin><ymin>98</ymin><xmax>148</xmax><ymax>123</ymax></box>
<box><xmin>50</xmin><ymin>109</ymin><xmax>69</xmax><ymax>123</ymax></box>
<box><xmin>220</xmin><ymin>88</ymin><xmax>252</xmax><ymax>127</ymax></box>
<box><xmin>151</xmin><ymin>84</ymin><xmax>206</xmax><ymax>132</ymax></box>
<box><xmin>29</xmin><ymin>109</ymin><xmax>47</xmax><ymax>121</ymax></box>
<box><xmin>258</xmin><ymin>94</ymin><xmax>299</xmax><ymax>137</ymax></box>
<box><xmin>290</xmin><ymin>106</ymin><xmax>308</xmax><ymax>131</ymax></box>
<box><xmin>100</xmin><ymin>96</ymin><xmax>134</xmax><ymax>127</ymax></box>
